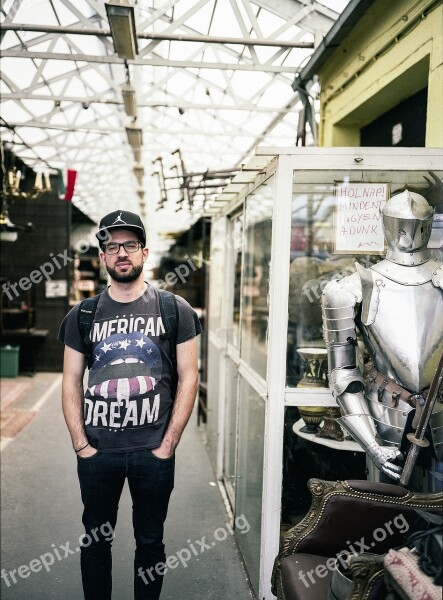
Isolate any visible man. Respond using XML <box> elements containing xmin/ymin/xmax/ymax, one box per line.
<box><xmin>59</xmin><ymin>210</ymin><xmax>201</xmax><ymax>599</ymax></box>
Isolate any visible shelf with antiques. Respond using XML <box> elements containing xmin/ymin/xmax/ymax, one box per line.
<box><xmin>292</xmin><ymin>416</ymin><xmax>363</xmax><ymax>452</ymax></box>
<box><xmin>70</xmin><ymin>248</ymin><xmax>104</xmax><ymax>304</ymax></box>
<box><xmin>0</xmin><ymin>278</ymin><xmax>49</xmax><ymax>373</ymax></box>
<box><xmin>0</xmin><ymin>283</ymin><xmax>36</xmax><ymax>333</ymax></box>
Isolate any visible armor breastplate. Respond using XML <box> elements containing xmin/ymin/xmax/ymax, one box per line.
<box><xmin>359</xmin><ymin>259</ymin><xmax>443</xmax><ymax>392</ymax></box>
<box><xmin>357</xmin><ymin>258</ymin><xmax>443</xmax><ymax>455</ymax></box>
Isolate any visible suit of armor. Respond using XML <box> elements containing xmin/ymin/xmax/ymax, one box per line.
<box><xmin>321</xmin><ymin>190</ymin><xmax>443</xmax><ymax>486</ymax></box>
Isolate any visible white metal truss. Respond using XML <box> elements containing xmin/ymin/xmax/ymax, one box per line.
<box><xmin>0</xmin><ymin>0</ymin><xmax>346</xmax><ymax>261</ymax></box>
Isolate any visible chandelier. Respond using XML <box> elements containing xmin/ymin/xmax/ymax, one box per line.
<box><xmin>3</xmin><ymin>165</ymin><xmax>52</xmax><ymax>202</ymax></box>
<box><xmin>0</xmin><ymin>142</ymin><xmax>49</xmax><ymax>241</ymax></box>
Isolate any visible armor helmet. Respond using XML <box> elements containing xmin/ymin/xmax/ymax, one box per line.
<box><xmin>382</xmin><ymin>189</ymin><xmax>434</xmax><ymax>253</ymax></box>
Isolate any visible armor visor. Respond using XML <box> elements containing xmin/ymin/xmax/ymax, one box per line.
<box><xmin>383</xmin><ymin>215</ymin><xmax>433</xmax><ymax>252</ymax></box>
<box><xmin>382</xmin><ymin>189</ymin><xmax>434</xmax><ymax>253</ymax></box>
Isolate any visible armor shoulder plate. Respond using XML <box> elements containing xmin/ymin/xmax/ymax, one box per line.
<box><xmin>371</xmin><ymin>258</ymin><xmax>440</xmax><ymax>286</ymax></box>
<box><xmin>339</xmin><ymin>270</ymin><xmax>362</xmax><ymax>302</ymax></box>
<box><xmin>432</xmin><ymin>263</ymin><xmax>443</xmax><ymax>289</ymax></box>
<box><xmin>355</xmin><ymin>263</ymin><xmax>379</xmax><ymax>325</ymax></box>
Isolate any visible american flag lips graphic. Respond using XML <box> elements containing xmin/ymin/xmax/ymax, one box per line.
<box><xmin>89</xmin><ymin>333</ymin><xmax>163</xmax><ymax>384</ymax></box>
<box><xmin>88</xmin><ymin>375</ymin><xmax>157</xmax><ymax>406</ymax></box>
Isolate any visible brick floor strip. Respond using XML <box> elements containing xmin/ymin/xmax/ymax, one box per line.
<box><xmin>1</xmin><ymin>410</ymin><xmax>36</xmax><ymax>439</ymax></box>
<box><xmin>0</xmin><ymin>380</ymin><xmax>33</xmax><ymax>411</ymax></box>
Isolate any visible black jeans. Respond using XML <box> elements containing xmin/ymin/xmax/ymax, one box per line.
<box><xmin>77</xmin><ymin>449</ymin><xmax>175</xmax><ymax>600</ymax></box>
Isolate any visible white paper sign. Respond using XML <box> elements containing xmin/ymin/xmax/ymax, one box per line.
<box><xmin>334</xmin><ymin>182</ymin><xmax>389</xmax><ymax>254</ymax></box>
<box><xmin>45</xmin><ymin>280</ymin><xmax>68</xmax><ymax>298</ymax></box>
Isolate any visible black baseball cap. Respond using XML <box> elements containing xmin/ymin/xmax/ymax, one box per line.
<box><xmin>96</xmin><ymin>210</ymin><xmax>146</xmax><ymax>247</ymax></box>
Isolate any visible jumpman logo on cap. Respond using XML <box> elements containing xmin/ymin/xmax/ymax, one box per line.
<box><xmin>112</xmin><ymin>212</ymin><xmax>126</xmax><ymax>225</ymax></box>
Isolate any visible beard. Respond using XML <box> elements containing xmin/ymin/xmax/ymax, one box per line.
<box><xmin>106</xmin><ymin>261</ymin><xmax>144</xmax><ymax>283</ymax></box>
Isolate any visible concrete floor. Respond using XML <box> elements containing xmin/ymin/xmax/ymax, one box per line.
<box><xmin>1</xmin><ymin>372</ymin><xmax>253</xmax><ymax>600</ymax></box>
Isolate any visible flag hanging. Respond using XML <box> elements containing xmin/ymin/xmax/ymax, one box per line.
<box><xmin>57</xmin><ymin>169</ymin><xmax>77</xmax><ymax>201</ymax></box>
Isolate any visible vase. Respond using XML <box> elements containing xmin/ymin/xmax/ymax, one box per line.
<box><xmin>316</xmin><ymin>406</ymin><xmax>344</xmax><ymax>441</ymax></box>
<box><xmin>296</xmin><ymin>347</ymin><xmax>328</xmax><ymax>388</ymax></box>
<box><xmin>298</xmin><ymin>406</ymin><xmax>325</xmax><ymax>434</ymax></box>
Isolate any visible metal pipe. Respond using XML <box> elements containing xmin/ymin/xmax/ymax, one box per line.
<box><xmin>164</xmin><ymin>168</ymin><xmax>237</xmax><ymax>179</ymax></box>
<box><xmin>140</xmin><ymin>32</ymin><xmax>313</xmax><ymax>49</ymax></box>
<box><xmin>167</xmin><ymin>183</ymin><xmax>228</xmax><ymax>190</ymax></box>
<box><xmin>1</xmin><ymin>23</ymin><xmax>314</xmax><ymax>48</ymax></box>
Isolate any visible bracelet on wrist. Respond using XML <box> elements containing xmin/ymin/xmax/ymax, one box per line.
<box><xmin>75</xmin><ymin>442</ymin><xmax>90</xmax><ymax>453</ymax></box>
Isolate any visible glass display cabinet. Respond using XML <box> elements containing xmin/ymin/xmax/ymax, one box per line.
<box><xmin>205</xmin><ymin>147</ymin><xmax>442</xmax><ymax>599</ymax></box>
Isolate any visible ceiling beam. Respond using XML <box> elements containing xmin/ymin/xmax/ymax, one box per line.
<box><xmin>253</xmin><ymin>0</ymin><xmax>338</xmax><ymax>31</ymax></box>
<box><xmin>1</xmin><ymin>0</ymin><xmax>21</xmax><ymax>42</ymax></box>
<box><xmin>142</xmin><ymin>8</ymin><xmax>297</xmax><ymax>87</ymax></box>
<box><xmin>238</xmin><ymin>93</ymin><xmax>301</xmax><ymax>163</ymax></box>
<box><xmin>3</xmin><ymin>19</ymin><xmax>296</xmax><ymax>88</ymax></box>
<box><xmin>1</xmin><ymin>23</ymin><xmax>313</xmax><ymax>48</ymax></box>
<box><xmin>1</xmin><ymin>49</ymin><xmax>298</xmax><ymax>72</ymax></box>
<box><xmin>5</xmin><ymin>120</ymin><xmax>291</xmax><ymax>137</ymax></box>
<box><xmin>1</xmin><ymin>92</ymin><xmax>288</xmax><ymax>113</ymax></box>
<box><xmin>138</xmin><ymin>0</ymin><xmax>181</xmax><ymax>30</ymax></box>
<box><xmin>138</xmin><ymin>0</ymin><xmax>214</xmax><ymax>57</ymax></box>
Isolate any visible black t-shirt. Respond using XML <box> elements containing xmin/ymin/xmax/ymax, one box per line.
<box><xmin>58</xmin><ymin>285</ymin><xmax>201</xmax><ymax>452</ymax></box>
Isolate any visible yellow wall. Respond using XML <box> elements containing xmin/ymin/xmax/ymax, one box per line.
<box><xmin>318</xmin><ymin>0</ymin><xmax>442</xmax><ymax>147</ymax></box>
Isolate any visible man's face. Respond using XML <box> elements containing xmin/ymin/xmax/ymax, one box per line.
<box><xmin>100</xmin><ymin>229</ymin><xmax>148</xmax><ymax>283</ymax></box>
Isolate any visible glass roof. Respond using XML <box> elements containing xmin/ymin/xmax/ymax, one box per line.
<box><xmin>1</xmin><ymin>0</ymin><xmax>349</xmax><ymax>263</ymax></box>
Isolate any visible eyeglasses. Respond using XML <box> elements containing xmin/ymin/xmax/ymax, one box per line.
<box><xmin>103</xmin><ymin>241</ymin><xmax>142</xmax><ymax>255</ymax></box>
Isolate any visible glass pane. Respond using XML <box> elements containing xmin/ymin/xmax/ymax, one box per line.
<box><xmin>235</xmin><ymin>376</ymin><xmax>265</xmax><ymax>595</ymax></box>
<box><xmin>282</xmin><ymin>406</ymin><xmax>367</xmax><ymax>526</ymax></box>
<box><xmin>228</xmin><ymin>212</ymin><xmax>244</xmax><ymax>348</ymax></box>
<box><xmin>206</xmin><ymin>344</ymin><xmax>220</xmax><ymax>460</ymax></box>
<box><xmin>223</xmin><ymin>358</ymin><xmax>239</xmax><ymax>507</ymax></box>
<box><xmin>208</xmin><ymin>217</ymin><xmax>226</xmax><ymax>334</ymax></box>
<box><xmin>286</xmin><ymin>168</ymin><xmax>443</xmax><ymax>387</ymax></box>
<box><xmin>240</xmin><ymin>176</ymin><xmax>274</xmax><ymax>378</ymax></box>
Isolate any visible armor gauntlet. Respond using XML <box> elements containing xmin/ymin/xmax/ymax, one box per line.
<box><xmin>338</xmin><ymin>393</ymin><xmax>402</xmax><ymax>479</ymax></box>
<box><xmin>321</xmin><ymin>274</ymin><xmax>402</xmax><ymax>479</ymax></box>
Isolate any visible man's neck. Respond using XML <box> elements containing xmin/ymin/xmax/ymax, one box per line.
<box><xmin>108</xmin><ymin>278</ymin><xmax>147</xmax><ymax>303</ymax></box>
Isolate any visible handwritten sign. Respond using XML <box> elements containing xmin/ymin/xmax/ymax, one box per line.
<box><xmin>333</xmin><ymin>182</ymin><xmax>389</xmax><ymax>254</ymax></box>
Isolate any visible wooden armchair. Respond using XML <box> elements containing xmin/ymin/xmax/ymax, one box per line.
<box><xmin>271</xmin><ymin>479</ymin><xmax>443</xmax><ymax>600</ymax></box>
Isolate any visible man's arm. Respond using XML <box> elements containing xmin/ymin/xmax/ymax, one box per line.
<box><xmin>152</xmin><ymin>337</ymin><xmax>199</xmax><ymax>458</ymax></box>
<box><xmin>62</xmin><ymin>345</ymin><xmax>96</xmax><ymax>458</ymax></box>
